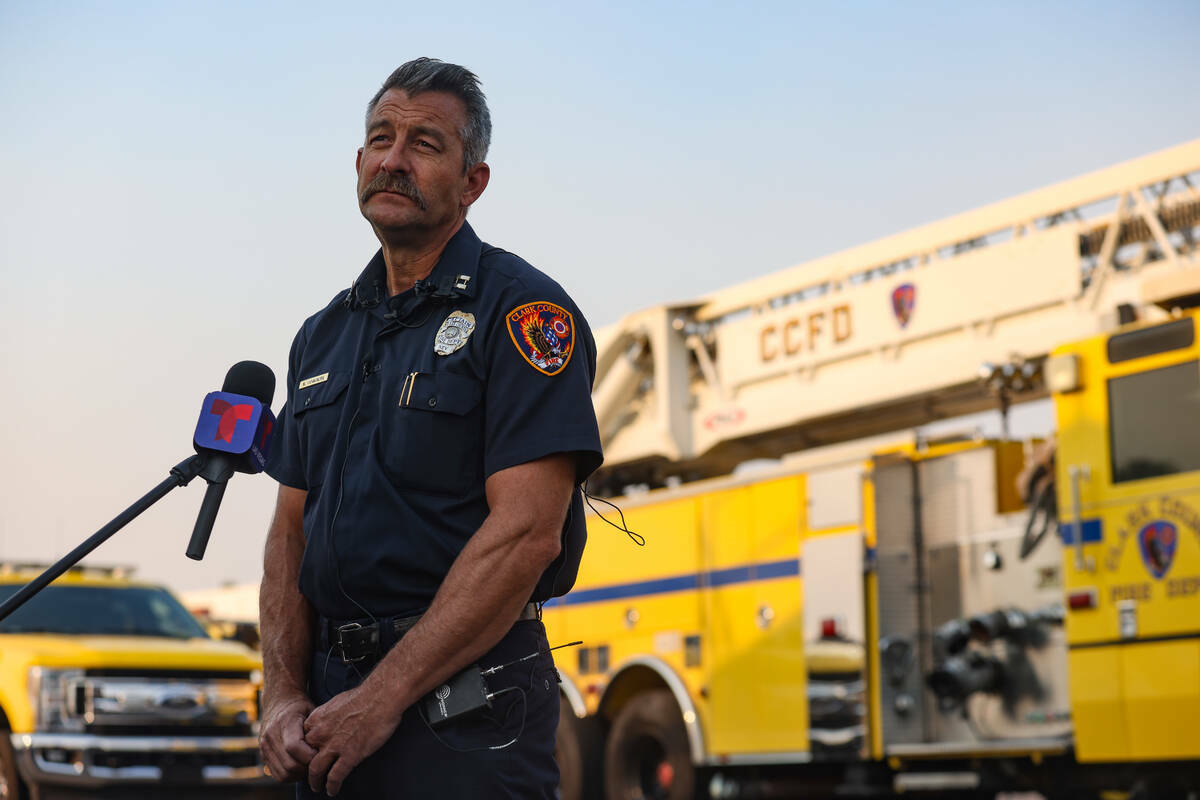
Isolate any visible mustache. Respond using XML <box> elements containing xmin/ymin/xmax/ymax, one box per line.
<box><xmin>360</xmin><ymin>172</ymin><xmax>428</xmax><ymax>210</ymax></box>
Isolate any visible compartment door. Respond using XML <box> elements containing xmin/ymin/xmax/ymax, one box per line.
<box><xmin>702</xmin><ymin>476</ymin><xmax>808</xmax><ymax>755</ymax></box>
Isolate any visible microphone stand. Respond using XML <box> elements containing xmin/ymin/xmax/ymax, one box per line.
<box><xmin>0</xmin><ymin>454</ymin><xmax>208</xmax><ymax>623</ymax></box>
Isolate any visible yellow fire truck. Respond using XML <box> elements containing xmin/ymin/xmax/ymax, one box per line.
<box><xmin>547</xmin><ymin>139</ymin><xmax>1200</xmax><ymax>799</ymax></box>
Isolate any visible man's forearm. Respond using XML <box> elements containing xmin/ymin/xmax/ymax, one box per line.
<box><xmin>359</xmin><ymin>456</ymin><xmax>573</xmax><ymax>717</ymax></box>
<box><xmin>368</xmin><ymin>512</ymin><xmax>558</xmax><ymax>709</ymax></box>
<box><xmin>260</xmin><ymin>490</ymin><xmax>315</xmax><ymax>710</ymax></box>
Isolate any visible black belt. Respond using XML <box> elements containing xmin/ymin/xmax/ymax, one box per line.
<box><xmin>318</xmin><ymin>602</ymin><xmax>541</xmax><ymax>664</ymax></box>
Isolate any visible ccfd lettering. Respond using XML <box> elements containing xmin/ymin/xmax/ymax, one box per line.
<box><xmin>760</xmin><ymin>304</ymin><xmax>853</xmax><ymax>363</ymax></box>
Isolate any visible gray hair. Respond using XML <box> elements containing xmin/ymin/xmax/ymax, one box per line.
<box><xmin>366</xmin><ymin>58</ymin><xmax>492</xmax><ymax>172</ymax></box>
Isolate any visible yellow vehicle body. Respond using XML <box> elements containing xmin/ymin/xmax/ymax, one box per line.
<box><xmin>0</xmin><ymin>631</ymin><xmax>261</xmax><ymax>735</ymax></box>
<box><xmin>0</xmin><ymin>568</ymin><xmax>269</xmax><ymax>795</ymax></box>
<box><xmin>550</xmin><ymin>316</ymin><xmax>1200</xmax><ymax>796</ymax></box>
<box><xmin>1052</xmin><ymin>310</ymin><xmax>1200</xmax><ymax>763</ymax></box>
<box><xmin>545</xmin><ymin>474</ymin><xmax>810</xmax><ymax>764</ymax></box>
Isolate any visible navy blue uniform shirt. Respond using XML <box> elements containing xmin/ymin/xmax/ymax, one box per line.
<box><xmin>266</xmin><ymin>223</ymin><xmax>603</xmax><ymax>620</ymax></box>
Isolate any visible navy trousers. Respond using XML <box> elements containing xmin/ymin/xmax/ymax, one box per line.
<box><xmin>296</xmin><ymin>619</ymin><xmax>560</xmax><ymax>799</ymax></box>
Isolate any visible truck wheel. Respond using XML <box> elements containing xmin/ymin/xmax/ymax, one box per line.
<box><xmin>556</xmin><ymin>696</ymin><xmax>606</xmax><ymax>800</ymax></box>
<box><xmin>604</xmin><ymin>689</ymin><xmax>693</xmax><ymax>800</ymax></box>
<box><xmin>0</xmin><ymin>729</ymin><xmax>24</xmax><ymax>800</ymax></box>
<box><xmin>1129</xmin><ymin>777</ymin><xmax>1188</xmax><ymax>800</ymax></box>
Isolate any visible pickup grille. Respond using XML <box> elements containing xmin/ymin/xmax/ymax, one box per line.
<box><xmin>84</xmin><ymin>668</ymin><xmax>252</xmax><ymax>681</ymax></box>
<box><xmin>86</xmin><ymin>723</ymin><xmax>255</xmax><ymax>736</ymax></box>
<box><xmin>63</xmin><ymin>673</ymin><xmax>258</xmax><ymax>734</ymax></box>
<box><xmin>91</xmin><ymin>749</ymin><xmax>260</xmax><ymax>770</ymax></box>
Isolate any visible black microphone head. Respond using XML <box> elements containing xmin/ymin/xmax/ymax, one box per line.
<box><xmin>222</xmin><ymin>361</ymin><xmax>275</xmax><ymax>406</ymax></box>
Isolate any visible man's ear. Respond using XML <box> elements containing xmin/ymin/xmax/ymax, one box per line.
<box><xmin>355</xmin><ymin>147</ymin><xmax>364</xmax><ymax>174</ymax></box>
<box><xmin>462</xmin><ymin>161</ymin><xmax>490</xmax><ymax>209</ymax></box>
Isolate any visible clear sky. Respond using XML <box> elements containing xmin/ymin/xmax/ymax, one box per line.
<box><xmin>2</xmin><ymin>0</ymin><xmax>1198</xmax><ymax>592</ymax></box>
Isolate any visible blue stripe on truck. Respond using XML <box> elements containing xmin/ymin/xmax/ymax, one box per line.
<box><xmin>545</xmin><ymin>557</ymin><xmax>801</xmax><ymax>607</ymax></box>
<box><xmin>1059</xmin><ymin>518</ymin><xmax>1102</xmax><ymax>544</ymax></box>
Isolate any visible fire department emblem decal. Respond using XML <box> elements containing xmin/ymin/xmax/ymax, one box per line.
<box><xmin>507</xmin><ymin>301</ymin><xmax>575</xmax><ymax>375</ymax></box>
<box><xmin>892</xmin><ymin>283</ymin><xmax>916</xmax><ymax>328</ymax></box>
<box><xmin>433</xmin><ymin>311</ymin><xmax>476</xmax><ymax>356</ymax></box>
<box><xmin>1137</xmin><ymin>519</ymin><xmax>1178</xmax><ymax>579</ymax></box>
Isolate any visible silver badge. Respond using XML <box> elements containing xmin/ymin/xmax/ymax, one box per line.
<box><xmin>434</xmin><ymin>311</ymin><xmax>476</xmax><ymax>356</ymax></box>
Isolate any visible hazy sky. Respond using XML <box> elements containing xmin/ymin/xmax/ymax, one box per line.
<box><xmin>2</xmin><ymin>1</ymin><xmax>1198</xmax><ymax>593</ymax></box>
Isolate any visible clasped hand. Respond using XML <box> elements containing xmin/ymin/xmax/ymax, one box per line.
<box><xmin>259</xmin><ymin>686</ymin><xmax>399</xmax><ymax>797</ymax></box>
<box><xmin>301</xmin><ymin>685</ymin><xmax>402</xmax><ymax>796</ymax></box>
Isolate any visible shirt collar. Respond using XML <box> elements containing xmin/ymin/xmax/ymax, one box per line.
<box><xmin>344</xmin><ymin>222</ymin><xmax>482</xmax><ymax>317</ymax></box>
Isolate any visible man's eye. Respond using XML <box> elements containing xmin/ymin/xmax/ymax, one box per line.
<box><xmin>415</xmin><ymin>139</ymin><xmax>438</xmax><ymax>150</ymax></box>
<box><xmin>370</xmin><ymin>135</ymin><xmax>389</xmax><ymax>144</ymax></box>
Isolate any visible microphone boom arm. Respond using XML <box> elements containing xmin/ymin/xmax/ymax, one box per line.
<box><xmin>0</xmin><ymin>454</ymin><xmax>208</xmax><ymax>623</ymax></box>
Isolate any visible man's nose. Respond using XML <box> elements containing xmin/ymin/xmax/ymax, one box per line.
<box><xmin>379</xmin><ymin>141</ymin><xmax>411</xmax><ymax>174</ymax></box>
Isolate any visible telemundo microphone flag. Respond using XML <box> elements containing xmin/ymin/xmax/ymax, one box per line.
<box><xmin>193</xmin><ymin>391</ymin><xmax>275</xmax><ymax>473</ymax></box>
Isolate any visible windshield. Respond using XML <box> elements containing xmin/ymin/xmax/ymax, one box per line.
<box><xmin>1108</xmin><ymin>359</ymin><xmax>1200</xmax><ymax>483</ymax></box>
<box><xmin>0</xmin><ymin>584</ymin><xmax>210</xmax><ymax>639</ymax></box>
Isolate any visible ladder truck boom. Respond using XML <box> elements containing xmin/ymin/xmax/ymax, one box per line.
<box><xmin>590</xmin><ymin>139</ymin><xmax>1200</xmax><ymax>492</ymax></box>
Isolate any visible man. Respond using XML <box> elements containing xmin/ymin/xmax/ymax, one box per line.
<box><xmin>257</xmin><ymin>58</ymin><xmax>602</xmax><ymax>799</ymax></box>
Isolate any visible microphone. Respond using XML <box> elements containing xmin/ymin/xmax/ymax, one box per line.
<box><xmin>185</xmin><ymin>361</ymin><xmax>276</xmax><ymax>561</ymax></box>
<box><xmin>414</xmin><ymin>275</ymin><xmax>467</xmax><ymax>300</ymax></box>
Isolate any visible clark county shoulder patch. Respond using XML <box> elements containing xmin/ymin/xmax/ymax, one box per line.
<box><xmin>506</xmin><ymin>301</ymin><xmax>576</xmax><ymax>375</ymax></box>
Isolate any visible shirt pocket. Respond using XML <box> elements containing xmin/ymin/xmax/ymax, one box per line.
<box><xmin>380</xmin><ymin>371</ymin><xmax>484</xmax><ymax>493</ymax></box>
<box><xmin>292</xmin><ymin>371</ymin><xmax>351</xmax><ymax>488</ymax></box>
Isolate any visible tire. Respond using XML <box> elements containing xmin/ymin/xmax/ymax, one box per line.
<box><xmin>1129</xmin><ymin>776</ymin><xmax>1189</xmax><ymax>800</ymax></box>
<box><xmin>0</xmin><ymin>729</ymin><xmax>24</xmax><ymax>800</ymax></box>
<box><xmin>604</xmin><ymin>690</ymin><xmax>694</xmax><ymax>800</ymax></box>
<box><xmin>556</xmin><ymin>696</ymin><xmax>606</xmax><ymax>800</ymax></box>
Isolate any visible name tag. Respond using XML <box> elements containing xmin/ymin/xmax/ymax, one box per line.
<box><xmin>299</xmin><ymin>373</ymin><xmax>329</xmax><ymax>390</ymax></box>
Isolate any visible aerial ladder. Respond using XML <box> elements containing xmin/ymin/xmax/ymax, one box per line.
<box><xmin>588</xmin><ymin>139</ymin><xmax>1200</xmax><ymax>492</ymax></box>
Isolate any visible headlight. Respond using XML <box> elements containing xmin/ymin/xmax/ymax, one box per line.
<box><xmin>28</xmin><ymin>667</ymin><xmax>86</xmax><ymax>732</ymax></box>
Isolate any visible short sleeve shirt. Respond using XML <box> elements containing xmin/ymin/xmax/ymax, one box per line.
<box><xmin>266</xmin><ymin>223</ymin><xmax>603</xmax><ymax>619</ymax></box>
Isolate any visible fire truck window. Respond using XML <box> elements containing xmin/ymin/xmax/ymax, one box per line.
<box><xmin>1108</xmin><ymin>360</ymin><xmax>1200</xmax><ymax>483</ymax></box>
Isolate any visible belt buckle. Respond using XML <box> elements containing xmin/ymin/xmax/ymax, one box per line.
<box><xmin>335</xmin><ymin>622</ymin><xmax>377</xmax><ymax>663</ymax></box>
